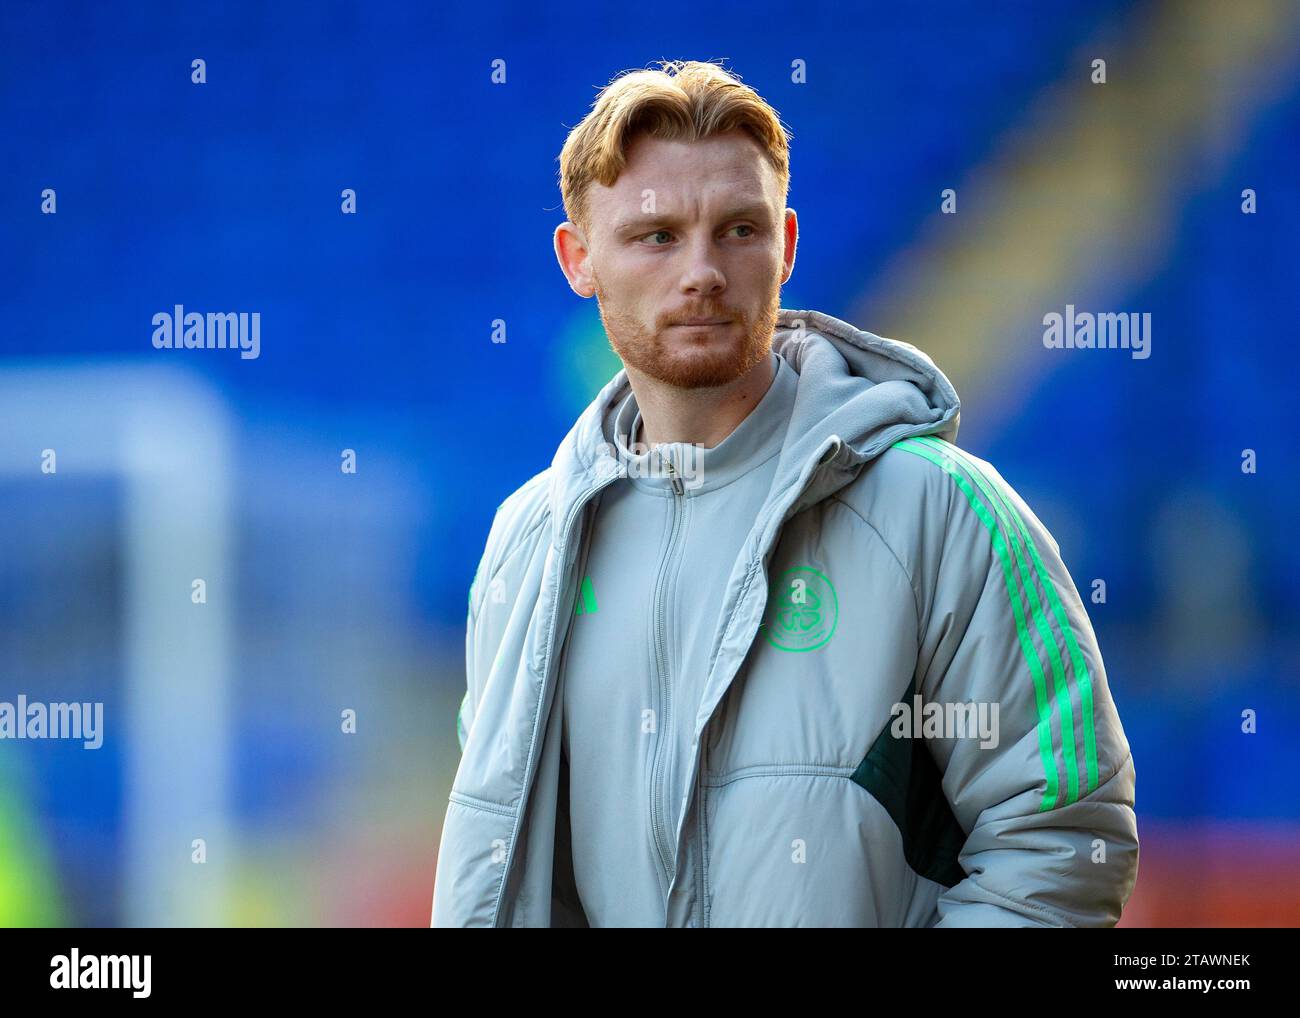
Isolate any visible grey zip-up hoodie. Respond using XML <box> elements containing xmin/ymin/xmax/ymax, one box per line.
<box><xmin>559</xmin><ymin>348</ymin><xmax>801</xmax><ymax>925</ymax></box>
<box><xmin>435</xmin><ymin>308</ymin><xmax>1139</xmax><ymax>928</ymax></box>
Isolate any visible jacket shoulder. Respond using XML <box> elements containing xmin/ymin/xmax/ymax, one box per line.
<box><xmin>468</xmin><ymin>467</ymin><xmax>553</xmax><ymax>617</ymax></box>
<box><xmin>833</xmin><ymin>436</ymin><xmax>1047</xmax><ymax>600</ymax></box>
<box><xmin>837</xmin><ymin>436</ymin><xmax>1050</xmax><ymax>546</ymax></box>
<box><xmin>833</xmin><ymin>438</ymin><xmax>960</xmax><ymax>555</ymax></box>
<box><xmin>877</xmin><ymin>436</ymin><xmax>1062</xmax><ymax>559</ymax></box>
<box><xmin>496</xmin><ymin>466</ymin><xmax>553</xmax><ymax>532</ymax></box>
<box><xmin>837</xmin><ymin>435</ymin><xmax>1074</xmax><ymax>631</ymax></box>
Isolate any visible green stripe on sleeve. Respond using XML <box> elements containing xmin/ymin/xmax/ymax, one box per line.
<box><xmin>894</xmin><ymin>438</ymin><xmax>1062</xmax><ymax>812</ymax></box>
<box><xmin>916</xmin><ymin>436</ymin><xmax>1099</xmax><ymax>797</ymax></box>
<box><xmin>912</xmin><ymin>436</ymin><xmax>1080</xmax><ymax>806</ymax></box>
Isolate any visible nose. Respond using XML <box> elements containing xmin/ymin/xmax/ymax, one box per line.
<box><xmin>679</xmin><ymin>235</ymin><xmax>726</xmax><ymax>297</ymax></box>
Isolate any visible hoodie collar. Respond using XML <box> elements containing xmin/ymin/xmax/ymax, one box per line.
<box><xmin>547</xmin><ymin>308</ymin><xmax>961</xmax><ymax>540</ymax></box>
<box><xmin>607</xmin><ymin>350</ymin><xmax>797</xmax><ymax>496</ymax></box>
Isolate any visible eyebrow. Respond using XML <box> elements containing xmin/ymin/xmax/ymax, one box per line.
<box><xmin>612</xmin><ymin>202</ymin><xmax>773</xmax><ymax>235</ymax></box>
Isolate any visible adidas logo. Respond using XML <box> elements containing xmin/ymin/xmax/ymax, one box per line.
<box><xmin>574</xmin><ymin>574</ymin><xmax>599</xmax><ymax>615</ymax></box>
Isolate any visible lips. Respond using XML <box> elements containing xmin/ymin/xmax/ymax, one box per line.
<box><xmin>674</xmin><ymin>319</ymin><xmax>731</xmax><ymax>326</ymax></box>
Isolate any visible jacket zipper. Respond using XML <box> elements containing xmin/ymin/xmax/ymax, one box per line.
<box><xmin>491</xmin><ymin>469</ymin><xmax>618</xmax><ymax>927</ymax></box>
<box><xmin>648</xmin><ymin>456</ymin><xmax>686</xmax><ymax>893</ymax></box>
<box><xmin>493</xmin><ymin>436</ymin><xmax>843</xmax><ymax>925</ymax></box>
<box><xmin>679</xmin><ymin>437</ymin><xmax>845</xmax><ymax>927</ymax></box>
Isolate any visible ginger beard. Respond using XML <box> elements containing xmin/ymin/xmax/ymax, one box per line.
<box><xmin>592</xmin><ymin>268</ymin><xmax>783</xmax><ymax>390</ymax></box>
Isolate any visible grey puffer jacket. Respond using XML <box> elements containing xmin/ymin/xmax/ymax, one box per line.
<box><xmin>432</xmin><ymin>308</ymin><xmax>1139</xmax><ymax>928</ymax></box>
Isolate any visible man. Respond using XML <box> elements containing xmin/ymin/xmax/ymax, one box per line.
<box><xmin>432</xmin><ymin>59</ymin><xmax>1138</xmax><ymax>927</ymax></box>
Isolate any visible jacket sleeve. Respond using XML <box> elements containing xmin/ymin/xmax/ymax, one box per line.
<box><xmin>456</xmin><ymin>640</ymin><xmax>475</xmax><ymax>753</ymax></box>
<box><xmin>456</xmin><ymin>520</ymin><xmax>496</xmax><ymax>754</ymax></box>
<box><xmin>454</xmin><ymin>469</ymin><xmax>552</xmax><ymax>755</ymax></box>
<box><xmin>456</xmin><ymin>592</ymin><xmax>479</xmax><ymax>753</ymax></box>
<box><xmin>905</xmin><ymin>437</ymin><xmax>1138</xmax><ymax>927</ymax></box>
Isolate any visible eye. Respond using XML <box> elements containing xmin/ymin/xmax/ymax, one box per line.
<box><xmin>729</xmin><ymin>224</ymin><xmax>756</xmax><ymax>238</ymax></box>
<box><xmin>640</xmin><ymin>229</ymin><xmax>673</xmax><ymax>246</ymax></box>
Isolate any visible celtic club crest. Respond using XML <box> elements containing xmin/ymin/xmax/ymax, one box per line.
<box><xmin>763</xmin><ymin>567</ymin><xmax>838</xmax><ymax>652</ymax></box>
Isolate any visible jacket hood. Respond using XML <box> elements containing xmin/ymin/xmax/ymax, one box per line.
<box><xmin>547</xmin><ymin>307</ymin><xmax>961</xmax><ymax>532</ymax></box>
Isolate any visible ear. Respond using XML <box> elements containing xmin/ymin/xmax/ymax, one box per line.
<box><xmin>780</xmin><ymin>208</ymin><xmax>798</xmax><ymax>285</ymax></box>
<box><xmin>554</xmin><ymin>221</ymin><xmax>596</xmax><ymax>298</ymax></box>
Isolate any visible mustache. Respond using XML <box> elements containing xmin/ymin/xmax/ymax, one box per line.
<box><xmin>664</xmin><ymin>307</ymin><xmax>743</xmax><ymax>326</ymax></box>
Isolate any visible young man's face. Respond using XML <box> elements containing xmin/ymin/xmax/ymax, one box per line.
<box><xmin>556</xmin><ymin>129</ymin><xmax>797</xmax><ymax>389</ymax></box>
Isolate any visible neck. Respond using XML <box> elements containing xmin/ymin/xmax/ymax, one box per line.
<box><xmin>626</xmin><ymin>352</ymin><xmax>776</xmax><ymax>450</ymax></box>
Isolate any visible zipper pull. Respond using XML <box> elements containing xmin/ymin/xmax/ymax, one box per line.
<box><xmin>665</xmin><ymin>458</ymin><xmax>684</xmax><ymax>496</ymax></box>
